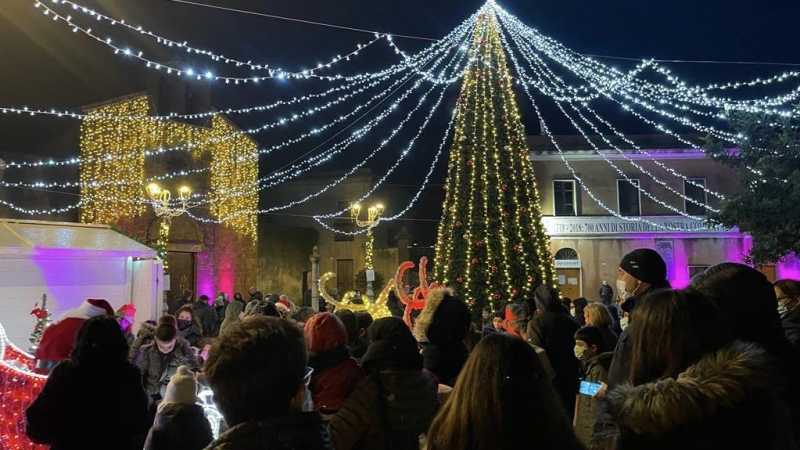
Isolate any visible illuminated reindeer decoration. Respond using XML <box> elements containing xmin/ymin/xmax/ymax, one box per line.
<box><xmin>317</xmin><ymin>256</ymin><xmax>441</xmax><ymax>327</ymax></box>
<box><xmin>394</xmin><ymin>256</ymin><xmax>441</xmax><ymax>328</ymax></box>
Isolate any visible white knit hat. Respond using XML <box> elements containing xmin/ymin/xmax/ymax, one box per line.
<box><xmin>163</xmin><ymin>365</ymin><xmax>197</xmax><ymax>405</ymax></box>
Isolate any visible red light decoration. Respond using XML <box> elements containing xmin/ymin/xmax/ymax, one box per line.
<box><xmin>0</xmin><ymin>323</ymin><xmax>48</xmax><ymax>450</ymax></box>
<box><xmin>394</xmin><ymin>256</ymin><xmax>441</xmax><ymax>328</ymax></box>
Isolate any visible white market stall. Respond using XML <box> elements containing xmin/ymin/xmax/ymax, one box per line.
<box><xmin>0</xmin><ymin>219</ymin><xmax>163</xmax><ymax>348</ymax></box>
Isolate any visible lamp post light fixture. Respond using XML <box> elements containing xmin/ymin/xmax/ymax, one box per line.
<box><xmin>349</xmin><ymin>202</ymin><xmax>384</xmax><ymax>300</ymax></box>
<box><xmin>146</xmin><ymin>183</ymin><xmax>191</xmax><ymax>273</ymax></box>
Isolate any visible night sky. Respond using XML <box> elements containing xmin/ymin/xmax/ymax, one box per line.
<box><xmin>0</xmin><ymin>0</ymin><xmax>798</xmax><ymax>231</ymax></box>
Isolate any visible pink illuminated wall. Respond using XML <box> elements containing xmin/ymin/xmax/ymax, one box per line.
<box><xmin>193</xmin><ymin>226</ymin><xmax>254</xmax><ymax>300</ymax></box>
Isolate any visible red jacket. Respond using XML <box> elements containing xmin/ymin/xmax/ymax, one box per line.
<box><xmin>310</xmin><ymin>357</ymin><xmax>363</xmax><ymax>413</ymax></box>
<box><xmin>305</xmin><ymin>313</ymin><xmax>364</xmax><ymax>413</ymax></box>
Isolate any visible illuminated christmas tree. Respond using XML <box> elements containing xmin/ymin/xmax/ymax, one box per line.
<box><xmin>28</xmin><ymin>296</ymin><xmax>52</xmax><ymax>353</ymax></box>
<box><xmin>433</xmin><ymin>12</ymin><xmax>557</xmax><ymax>314</ymax></box>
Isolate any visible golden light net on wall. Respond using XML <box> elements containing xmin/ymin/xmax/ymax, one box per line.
<box><xmin>79</xmin><ymin>95</ymin><xmax>258</xmax><ymax>239</ymax></box>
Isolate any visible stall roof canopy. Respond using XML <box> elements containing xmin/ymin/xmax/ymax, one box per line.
<box><xmin>0</xmin><ymin>219</ymin><xmax>156</xmax><ymax>257</ymax></box>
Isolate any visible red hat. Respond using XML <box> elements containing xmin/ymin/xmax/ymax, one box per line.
<box><xmin>117</xmin><ymin>303</ymin><xmax>136</xmax><ymax>318</ymax></box>
<box><xmin>86</xmin><ymin>299</ymin><xmax>114</xmax><ymax>316</ymax></box>
<box><xmin>303</xmin><ymin>312</ymin><xmax>347</xmax><ymax>354</ymax></box>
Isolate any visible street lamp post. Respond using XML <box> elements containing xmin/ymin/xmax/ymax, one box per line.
<box><xmin>349</xmin><ymin>202</ymin><xmax>384</xmax><ymax>300</ymax></box>
<box><xmin>147</xmin><ymin>183</ymin><xmax>191</xmax><ymax>273</ymax></box>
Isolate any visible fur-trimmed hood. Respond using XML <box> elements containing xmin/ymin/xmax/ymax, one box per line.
<box><xmin>607</xmin><ymin>341</ymin><xmax>776</xmax><ymax>436</ymax></box>
<box><xmin>412</xmin><ymin>287</ymin><xmax>470</xmax><ymax>345</ymax></box>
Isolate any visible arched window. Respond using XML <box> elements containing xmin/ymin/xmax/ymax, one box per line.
<box><xmin>555</xmin><ymin>248</ymin><xmax>579</xmax><ymax>260</ymax></box>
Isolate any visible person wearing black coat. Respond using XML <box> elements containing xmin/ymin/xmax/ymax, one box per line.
<box><xmin>527</xmin><ymin>284</ymin><xmax>580</xmax><ymax>418</ymax></box>
<box><xmin>594</xmin><ymin>248</ymin><xmax>671</xmax><ymax>445</ymax></box>
<box><xmin>412</xmin><ymin>288</ymin><xmax>471</xmax><ymax>387</ymax></box>
<box><xmin>191</xmin><ymin>295</ymin><xmax>219</xmax><ymax>338</ymax></box>
<box><xmin>329</xmin><ymin>317</ymin><xmax>439</xmax><ymax>450</ymax></box>
<box><xmin>26</xmin><ymin>316</ymin><xmax>150</xmax><ymax>450</ymax></box>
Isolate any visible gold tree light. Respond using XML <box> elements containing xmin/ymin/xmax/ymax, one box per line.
<box><xmin>433</xmin><ymin>11</ymin><xmax>557</xmax><ymax>314</ymax></box>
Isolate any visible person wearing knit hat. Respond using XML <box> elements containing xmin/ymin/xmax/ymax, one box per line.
<box><xmin>143</xmin><ymin>365</ymin><xmax>213</xmax><ymax>450</ymax></box>
<box><xmin>34</xmin><ymin>298</ymin><xmax>115</xmax><ymax>373</ymax></box>
<box><xmin>616</xmin><ymin>248</ymin><xmax>670</xmax><ymax>316</ymax></box>
<box><xmin>593</xmin><ymin>248</ymin><xmax>672</xmax><ymax>446</ymax></box>
<box><xmin>303</xmin><ymin>312</ymin><xmax>364</xmax><ymax>414</ymax></box>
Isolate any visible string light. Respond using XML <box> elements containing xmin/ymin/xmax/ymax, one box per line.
<box><xmin>192</xmin><ymin>44</ymin><xmax>467</xmax><ymax>224</ymax></box>
<box><xmin>0</xmin><ymin>22</ymin><xmax>469</xmax><ymax>175</ymax></box>
<box><xmin>503</xmin><ymin>22</ymin><xmax>721</xmax><ymax>217</ymax></box>
<box><xmin>186</xmin><ymin>38</ymin><xmax>470</xmax><ymax>217</ymax></box>
<box><xmin>34</xmin><ymin>0</ymin><xmax>474</xmax><ymax>85</ymax></box>
<box><xmin>498</xmin><ymin>12</ymin><xmax>682</xmax><ymax>231</ymax></box>
<box><xmin>42</xmin><ymin>0</ymin><xmax>387</xmax><ymax>74</ymax></box>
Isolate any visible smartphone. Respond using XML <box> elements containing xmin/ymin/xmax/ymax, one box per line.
<box><xmin>579</xmin><ymin>380</ymin><xmax>602</xmax><ymax>397</ymax></box>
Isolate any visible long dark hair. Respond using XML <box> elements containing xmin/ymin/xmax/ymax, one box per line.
<box><xmin>426</xmin><ymin>334</ymin><xmax>579</xmax><ymax>450</ymax></box>
<box><xmin>691</xmin><ymin>263</ymin><xmax>786</xmax><ymax>355</ymax></box>
<box><xmin>627</xmin><ymin>289</ymin><xmax>727</xmax><ymax>385</ymax></box>
<box><xmin>71</xmin><ymin>315</ymin><xmax>130</xmax><ymax>366</ymax></box>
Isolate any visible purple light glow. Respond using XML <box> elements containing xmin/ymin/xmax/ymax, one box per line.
<box><xmin>777</xmin><ymin>255</ymin><xmax>800</xmax><ymax>280</ymax></box>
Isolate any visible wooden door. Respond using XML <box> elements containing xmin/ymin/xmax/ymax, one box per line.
<box><xmin>337</xmin><ymin>259</ymin><xmax>354</xmax><ymax>296</ymax></box>
<box><xmin>557</xmin><ymin>268</ymin><xmax>581</xmax><ymax>300</ymax></box>
<box><xmin>168</xmin><ymin>251</ymin><xmax>196</xmax><ymax>300</ymax></box>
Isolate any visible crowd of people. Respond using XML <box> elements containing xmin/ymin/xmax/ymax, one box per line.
<box><xmin>22</xmin><ymin>248</ymin><xmax>800</xmax><ymax>450</ymax></box>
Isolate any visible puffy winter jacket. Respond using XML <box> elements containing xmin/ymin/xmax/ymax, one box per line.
<box><xmin>135</xmin><ymin>338</ymin><xmax>199</xmax><ymax>398</ymax></box>
<box><xmin>607</xmin><ymin>342</ymin><xmax>797</xmax><ymax>450</ymax></box>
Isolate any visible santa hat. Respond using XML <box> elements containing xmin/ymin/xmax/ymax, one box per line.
<box><xmin>86</xmin><ymin>299</ymin><xmax>114</xmax><ymax>315</ymax></box>
<box><xmin>60</xmin><ymin>298</ymin><xmax>114</xmax><ymax>321</ymax></box>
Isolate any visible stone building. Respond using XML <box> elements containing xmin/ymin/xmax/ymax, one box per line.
<box><xmin>528</xmin><ymin>134</ymin><xmax>798</xmax><ymax>301</ymax></box>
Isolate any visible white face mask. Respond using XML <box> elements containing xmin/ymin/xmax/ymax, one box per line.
<box><xmin>616</xmin><ymin>279</ymin><xmax>632</xmax><ymax>301</ymax></box>
<box><xmin>620</xmin><ymin>316</ymin><xmax>630</xmax><ymax>331</ymax></box>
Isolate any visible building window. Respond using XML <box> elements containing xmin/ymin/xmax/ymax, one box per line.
<box><xmin>688</xmin><ymin>265</ymin><xmax>710</xmax><ymax>280</ymax></box>
<box><xmin>617</xmin><ymin>178</ymin><xmax>641</xmax><ymax>216</ymax></box>
<box><xmin>684</xmin><ymin>178</ymin><xmax>708</xmax><ymax>216</ymax></box>
<box><xmin>553</xmin><ymin>180</ymin><xmax>577</xmax><ymax>216</ymax></box>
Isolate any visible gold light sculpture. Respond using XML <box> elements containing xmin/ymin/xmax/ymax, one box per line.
<box><xmin>318</xmin><ymin>272</ymin><xmax>393</xmax><ymax>319</ymax></box>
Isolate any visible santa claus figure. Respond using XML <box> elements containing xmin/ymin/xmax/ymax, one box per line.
<box><xmin>34</xmin><ymin>298</ymin><xmax>114</xmax><ymax>373</ymax></box>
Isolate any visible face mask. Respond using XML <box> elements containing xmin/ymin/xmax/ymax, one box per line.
<box><xmin>570</xmin><ymin>305</ymin><xmax>576</xmax><ymax>317</ymax></box>
<box><xmin>620</xmin><ymin>316</ymin><xmax>630</xmax><ymax>331</ymax></box>
<box><xmin>617</xmin><ymin>279</ymin><xmax>633</xmax><ymax>301</ymax></box>
<box><xmin>574</xmin><ymin>345</ymin><xmax>587</xmax><ymax>360</ymax></box>
<box><xmin>177</xmin><ymin>319</ymin><xmax>192</xmax><ymax>330</ymax></box>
